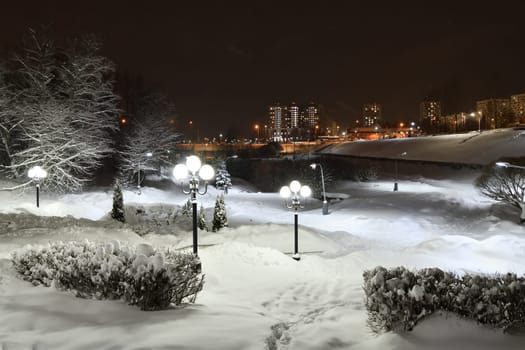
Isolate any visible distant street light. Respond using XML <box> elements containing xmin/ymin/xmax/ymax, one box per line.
<box><xmin>137</xmin><ymin>152</ymin><xmax>153</xmax><ymax>195</ymax></box>
<box><xmin>280</xmin><ymin>180</ymin><xmax>311</xmax><ymax>261</ymax></box>
<box><xmin>28</xmin><ymin>166</ymin><xmax>47</xmax><ymax>208</ymax></box>
<box><xmin>394</xmin><ymin>152</ymin><xmax>407</xmax><ymax>192</ymax></box>
<box><xmin>254</xmin><ymin>124</ymin><xmax>260</xmax><ymax>141</ymax></box>
<box><xmin>471</xmin><ymin>111</ymin><xmax>482</xmax><ymax>132</ymax></box>
<box><xmin>173</xmin><ymin>155</ymin><xmax>214</xmax><ymax>262</ymax></box>
<box><xmin>496</xmin><ymin>162</ymin><xmax>525</xmax><ymax>170</ymax></box>
<box><xmin>310</xmin><ymin>163</ymin><xmax>328</xmax><ymax>215</ymax></box>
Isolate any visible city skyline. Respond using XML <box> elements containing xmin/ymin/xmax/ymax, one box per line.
<box><xmin>1</xmin><ymin>1</ymin><xmax>525</xmax><ymax>137</ymax></box>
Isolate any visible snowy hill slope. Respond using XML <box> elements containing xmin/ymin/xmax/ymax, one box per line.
<box><xmin>320</xmin><ymin>128</ymin><xmax>525</xmax><ymax>165</ymax></box>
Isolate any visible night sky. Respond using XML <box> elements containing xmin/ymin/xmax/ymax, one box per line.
<box><xmin>2</xmin><ymin>1</ymin><xmax>525</xmax><ymax>137</ymax></box>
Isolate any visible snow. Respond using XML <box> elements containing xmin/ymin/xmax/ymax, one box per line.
<box><xmin>1</xmin><ymin>167</ymin><xmax>525</xmax><ymax>349</ymax></box>
<box><xmin>321</xmin><ymin>128</ymin><xmax>525</xmax><ymax>165</ymax></box>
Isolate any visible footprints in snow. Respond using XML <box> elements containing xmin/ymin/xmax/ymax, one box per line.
<box><xmin>262</xmin><ymin>280</ymin><xmax>361</xmax><ymax>349</ymax></box>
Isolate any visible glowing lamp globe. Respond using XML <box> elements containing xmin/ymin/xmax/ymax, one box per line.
<box><xmin>289</xmin><ymin>180</ymin><xmax>301</xmax><ymax>193</ymax></box>
<box><xmin>199</xmin><ymin>164</ymin><xmax>214</xmax><ymax>181</ymax></box>
<box><xmin>28</xmin><ymin>166</ymin><xmax>47</xmax><ymax>180</ymax></box>
<box><xmin>173</xmin><ymin>164</ymin><xmax>188</xmax><ymax>180</ymax></box>
<box><xmin>280</xmin><ymin>186</ymin><xmax>291</xmax><ymax>198</ymax></box>
<box><xmin>300</xmin><ymin>185</ymin><xmax>311</xmax><ymax>197</ymax></box>
<box><xmin>186</xmin><ymin>156</ymin><xmax>202</xmax><ymax>173</ymax></box>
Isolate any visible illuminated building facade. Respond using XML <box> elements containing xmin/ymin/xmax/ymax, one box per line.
<box><xmin>268</xmin><ymin>102</ymin><xmax>320</xmax><ymax>141</ymax></box>
<box><xmin>363</xmin><ymin>103</ymin><xmax>382</xmax><ymax>127</ymax></box>
<box><xmin>510</xmin><ymin>93</ymin><xmax>525</xmax><ymax>124</ymax></box>
<box><xmin>476</xmin><ymin>98</ymin><xmax>511</xmax><ymax>129</ymax></box>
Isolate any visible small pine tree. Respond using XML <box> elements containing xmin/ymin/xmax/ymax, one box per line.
<box><xmin>215</xmin><ymin>168</ymin><xmax>232</xmax><ymax>194</ymax></box>
<box><xmin>212</xmin><ymin>194</ymin><xmax>228</xmax><ymax>232</ymax></box>
<box><xmin>111</xmin><ymin>179</ymin><xmax>125</xmax><ymax>223</ymax></box>
<box><xmin>198</xmin><ymin>204</ymin><xmax>208</xmax><ymax>231</ymax></box>
<box><xmin>182</xmin><ymin>198</ymin><xmax>192</xmax><ymax>217</ymax></box>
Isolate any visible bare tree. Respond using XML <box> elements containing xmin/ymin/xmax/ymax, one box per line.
<box><xmin>475</xmin><ymin>159</ymin><xmax>525</xmax><ymax>224</ymax></box>
<box><xmin>118</xmin><ymin>92</ymin><xmax>181</xmax><ymax>186</ymax></box>
<box><xmin>0</xmin><ymin>65</ymin><xmax>20</xmax><ymax>167</ymax></box>
<box><xmin>0</xmin><ymin>30</ymin><xmax>119</xmax><ymax>192</ymax></box>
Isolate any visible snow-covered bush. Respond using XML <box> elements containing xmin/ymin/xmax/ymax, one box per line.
<box><xmin>354</xmin><ymin>163</ymin><xmax>379</xmax><ymax>182</ymax></box>
<box><xmin>212</xmin><ymin>194</ymin><xmax>228</xmax><ymax>232</ymax></box>
<box><xmin>475</xmin><ymin>158</ymin><xmax>525</xmax><ymax>224</ymax></box>
<box><xmin>198</xmin><ymin>204</ymin><xmax>209</xmax><ymax>231</ymax></box>
<box><xmin>11</xmin><ymin>240</ymin><xmax>204</xmax><ymax>311</ymax></box>
<box><xmin>215</xmin><ymin>168</ymin><xmax>232</xmax><ymax>194</ymax></box>
<box><xmin>363</xmin><ymin>266</ymin><xmax>525</xmax><ymax>333</ymax></box>
<box><xmin>182</xmin><ymin>199</ymin><xmax>192</xmax><ymax>217</ymax></box>
<box><xmin>111</xmin><ymin>179</ymin><xmax>125</xmax><ymax>223</ymax></box>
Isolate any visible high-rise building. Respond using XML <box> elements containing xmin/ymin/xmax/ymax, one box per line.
<box><xmin>301</xmin><ymin>102</ymin><xmax>319</xmax><ymax>129</ymax></box>
<box><xmin>363</xmin><ymin>103</ymin><xmax>382</xmax><ymax>126</ymax></box>
<box><xmin>268</xmin><ymin>102</ymin><xmax>321</xmax><ymax>141</ymax></box>
<box><xmin>476</xmin><ymin>98</ymin><xmax>511</xmax><ymax>129</ymax></box>
<box><xmin>510</xmin><ymin>93</ymin><xmax>525</xmax><ymax>124</ymax></box>
<box><xmin>419</xmin><ymin>101</ymin><xmax>441</xmax><ymax>126</ymax></box>
<box><xmin>289</xmin><ymin>102</ymin><xmax>300</xmax><ymax>128</ymax></box>
<box><xmin>269</xmin><ymin>103</ymin><xmax>286</xmax><ymax>129</ymax></box>
<box><xmin>269</xmin><ymin>103</ymin><xmax>289</xmax><ymax>141</ymax></box>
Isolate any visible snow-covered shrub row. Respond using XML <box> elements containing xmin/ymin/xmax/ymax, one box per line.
<box><xmin>363</xmin><ymin>266</ymin><xmax>525</xmax><ymax>333</ymax></box>
<box><xmin>11</xmin><ymin>240</ymin><xmax>204</xmax><ymax>311</ymax></box>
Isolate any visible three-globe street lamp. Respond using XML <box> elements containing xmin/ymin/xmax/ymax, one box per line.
<box><xmin>137</xmin><ymin>152</ymin><xmax>153</xmax><ymax>195</ymax></box>
<box><xmin>394</xmin><ymin>152</ymin><xmax>407</xmax><ymax>192</ymax></box>
<box><xmin>280</xmin><ymin>180</ymin><xmax>311</xmax><ymax>261</ymax></box>
<box><xmin>28</xmin><ymin>166</ymin><xmax>47</xmax><ymax>208</ymax></box>
<box><xmin>173</xmin><ymin>155</ymin><xmax>214</xmax><ymax>260</ymax></box>
<box><xmin>310</xmin><ymin>163</ymin><xmax>328</xmax><ymax>215</ymax></box>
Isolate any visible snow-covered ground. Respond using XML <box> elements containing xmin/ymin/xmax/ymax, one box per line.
<box><xmin>0</xmin><ymin>170</ymin><xmax>524</xmax><ymax>349</ymax></box>
<box><xmin>321</xmin><ymin>128</ymin><xmax>525</xmax><ymax>165</ymax></box>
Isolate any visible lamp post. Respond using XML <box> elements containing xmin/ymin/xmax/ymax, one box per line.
<box><xmin>496</xmin><ymin>162</ymin><xmax>525</xmax><ymax>170</ymax></box>
<box><xmin>28</xmin><ymin>166</ymin><xmax>47</xmax><ymax>208</ymax></box>
<box><xmin>254</xmin><ymin>124</ymin><xmax>260</xmax><ymax>141</ymax></box>
<box><xmin>478</xmin><ymin>111</ymin><xmax>482</xmax><ymax>132</ymax></box>
<box><xmin>471</xmin><ymin>112</ymin><xmax>482</xmax><ymax>132</ymax></box>
<box><xmin>280</xmin><ymin>180</ymin><xmax>311</xmax><ymax>261</ymax></box>
<box><xmin>394</xmin><ymin>152</ymin><xmax>407</xmax><ymax>192</ymax></box>
<box><xmin>173</xmin><ymin>155</ymin><xmax>214</xmax><ymax>259</ymax></box>
<box><xmin>310</xmin><ymin>163</ymin><xmax>328</xmax><ymax>215</ymax></box>
<box><xmin>137</xmin><ymin>152</ymin><xmax>153</xmax><ymax>195</ymax></box>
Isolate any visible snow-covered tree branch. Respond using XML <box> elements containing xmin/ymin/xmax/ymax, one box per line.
<box><xmin>117</xmin><ymin>92</ymin><xmax>181</xmax><ymax>186</ymax></box>
<box><xmin>0</xmin><ymin>30</ymin><xmax>120</xmax><ymax>192</ymax></box>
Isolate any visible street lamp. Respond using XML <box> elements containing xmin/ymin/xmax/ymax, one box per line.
<box><xmin>254</xmin><ymin>124</ymin><xmax>260</xmax><ymax>141</ymax></box>
<box><xmin>173</xmin><ymin>155</ymin><xmax>214</xmax><ymax>260</ymax></box>
<box><xmin>280</xmin><ymin>180</ymin><xmax>311</xmax><ymax>261</ymax></box>
<box><xmin>394</xmin><ymin>152</ymin><xmax>407</xmax><ymax>191</ymax></box>
<box><xmin>478</xmin><ymin>111</ymin><xmax>482</xmax><ymax>132</ymax></box>
<box><xmin>137</xmin><ymin>152</ymin><xmax>153</xmax><ymax>195</ymax></box>
<box><xmin>471</xmin><ymin>112</ymin><xmax>482</xmax><ymax>132</ymax></box>
<box><xmin>310</xmin><ymin>163</ymin><xmax>328</xmax><ymax>215</ymax></box>
<box><xmin>28</xmin><ymin>166</ymin><xmax>47</xmax><ymax>208</ymax></box>
<box><xmin>496</xmin><ymin>162</ymin><xmax>525</xmax><ymax>170</ymax></box>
